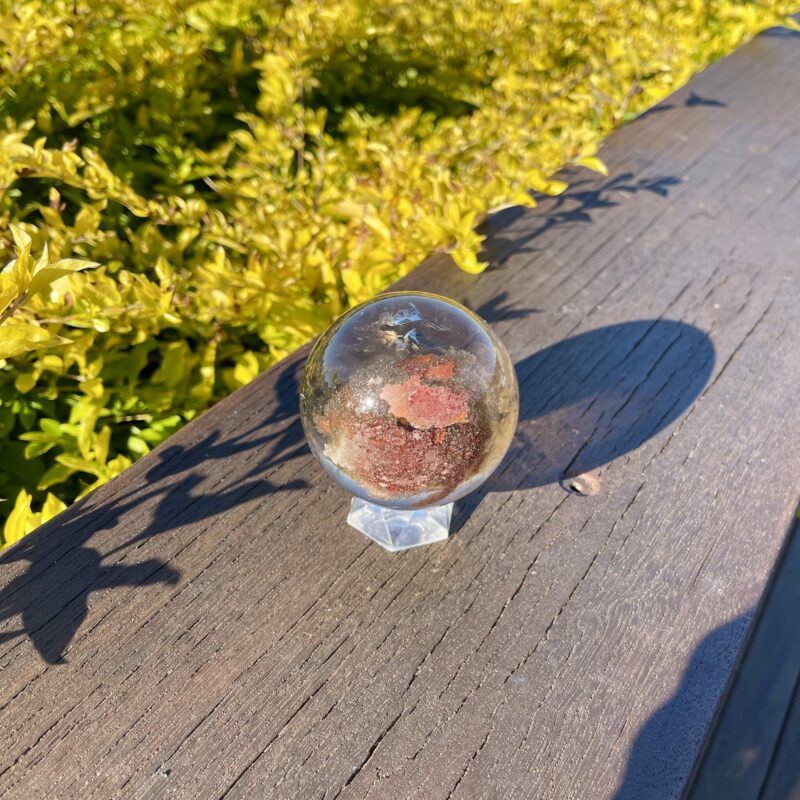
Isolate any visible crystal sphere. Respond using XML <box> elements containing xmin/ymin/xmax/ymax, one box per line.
<box><xmin>300</xmin><ymin>291</ymin><xmax>519</xmax><ymax>510</ymax></box>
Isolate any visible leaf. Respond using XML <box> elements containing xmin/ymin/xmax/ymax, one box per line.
<box><xmin>14</xmin><ymin>371</ymin><xmax>39</xmax><ymax>394</ymax></box>
<box><xmin>37</xmin><ymin>463</ymin><xmax>76</xmax><ymax>490</ymax></box>
<box><xmin>0</xmin><ymin>273</ymin><xmax>19</xmax><ymax>316</ymax></box>
<box><xmin>0</xmin><ymin>321</ymin><xmax>66</xmax><ymax>359</ymax></box>
<box><xmin>9</xmin><ymin>224</ymin><xmax>31</xmax><ymax>252</ymax></box>
<box><xmin>2</xmin><ymin>490</ymin><xmax>36</xmax><ymax>547</ymax></box>
<box><xmin>341</xmin><ymin>268</ymin><xmax>364</xmax><ymax>297</ymax></box>
<box><xmin>576</xmin><ymin>156</ymin><xmax>609</xmax><ymax>176</ymax></box>
<box><xmin>450</xmin><ymin>246</ymin><xmax>487</xmax><ymax>275</ymax></box>
<box><xmin>40</xmin><ymin>419</ymin><xmax>62</xmax><ymax>437</ymax></box>
<box><xmin>32</xmin><ymin>241</ymin><xmax>50</xmax><ymax>276</ymax></box>
<box><xmin>41</xmin><ymin>493</ymin><xmax>67</xmax><ymax>521</ymax></box>
<box><xmin>8</xmin><ymin>225</ymin><xmax>33</xmax><ymax>295</ymax></box>
<box><xmin>24</xmin><ymin>439</ymin><xmax>57</xmax><ymax>459</ymax></box>
<box><xmin>55</xmin><ymin>454</ymin><xmax>104</xmax><ymax>477</ymax></box>
<box><xmin>127</xmin><ymin>435</ymin><xmax>150</xmax><ymax>457</ymax></box>
<box><xmin>78</xmin><ymin>412</ymin><xmax>99</xmax><ymax>459</ymax></box>
<box><xmin>153</xmin><ymin>341</ymin><xmax>190</xmax><ymax>388</ymax></box>
<box><xmin>232</xmin><ymin>351</ymin><xmax>260</xmax><ymax>386</ymax></box>
<box><xmin>364</xmin><ymin>215</ymin><xmax>392</xmax><ymax>240</ymax></box>
<box><xmin>322</xmin><ymin>200</ymin><xmax>368</xmax><ymax>222</ymax></box>
<box><xmin>95</xmin><ymin>426</ymin><xmax>111</xmax><ymax>466</ymax></box>
<box><xmin>28</xmin><ymin>259</ymin><xmax>99</xmax><ymax>296</ymax></box>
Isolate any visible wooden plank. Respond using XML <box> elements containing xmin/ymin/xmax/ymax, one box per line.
<box><xmin>688</xmin><ymin>522</ymin><xmax>800</xmax><ymax>799</ymax></box>
<box><xmin>1</xmin><ymin>25</ymin><xmax>799</xmax><ymax>800</ymax></box>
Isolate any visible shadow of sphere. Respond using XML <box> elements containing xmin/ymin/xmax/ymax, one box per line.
<box><xmin>482</xmin><ymin>318</ymin><xmax>715</xmax><ymax>493</ymax></box>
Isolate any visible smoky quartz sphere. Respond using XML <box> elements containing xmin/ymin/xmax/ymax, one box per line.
<box><xmin>300</xmin><ymin>292</ymin><xmax>519</xmax><ymax>510</ymax></box>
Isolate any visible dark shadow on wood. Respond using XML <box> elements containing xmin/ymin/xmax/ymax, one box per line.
<box><xmin>762</xmin><ymin>26</ymin><xmax>800</xmax><ymax>38</ymax></box>
<box><xmin>685</xmin><ymin>92</ymin><xmax>728</xmax><ymax>108</ymax></box>
<box><xmin>611</xmin><ymin>613</ymin><xmax>755</xmax><ymax>800</ymax></box>
<box><xmin>0</xmin><ymin>359</ymin><xmax>309</xmax><ymax>664</ymax></box>
<box><xmin>474</xmin><ymin>291</ymin><xmax>541</xmax><ymax>324</ymax></box>
<box><xmin>760</xmin><ymin>681</ymin><xmax>800</xmax><ymax>800</ymax></box>
<box><xmin>483</xmin><ymin>173</ymin><xmax>684</xmax><ymax>265</ymax></box>
<box><xmin>453</xmin><ymin>319</ymin><xmax>714</xmax><ymax>530</ymax></box>
<box><xmin>636</xmin><ymin>90</ymin><xmax>728</xmax><ymax>121</ymax></box>
<box><xmin>474</xmin><ymin>94</ymin><xmax>726</xmax><ymax>254</ymax></box>
<box><xmin>688</xmin><ymin>519</ymin><xmax>800</xmax><ymax>800</ymax></box>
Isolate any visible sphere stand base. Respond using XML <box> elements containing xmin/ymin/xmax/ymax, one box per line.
<box><xmin>347</xmin><ymin>498</ymin><xmax>453</xmax><ymax>552</ymax></box>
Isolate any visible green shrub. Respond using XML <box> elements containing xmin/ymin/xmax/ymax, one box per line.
<box><xmin>1</xmin><ymin>0</ymin><xmax>797</xmax><ymax>546</ymax></box>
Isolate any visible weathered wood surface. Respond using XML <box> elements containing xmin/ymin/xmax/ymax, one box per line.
<box><xmin>689</xmin><ymin>520</ymin><xmax>800</xmax><ymax>800</ymax></box>
<box><xmin>1</xmin><ymin>27</ymin><xmax>800</xmax><ymax>800</ymax></box>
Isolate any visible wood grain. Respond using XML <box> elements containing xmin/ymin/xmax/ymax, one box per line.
<box><xmin>1</xmin><ymin>26</ymin><xmax>799</xmax><ymax>800</ymax></box>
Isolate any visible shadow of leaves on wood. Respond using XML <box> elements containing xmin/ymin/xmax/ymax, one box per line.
<box><xmin>0</xmin><ymin>359</ymin><xmax>309</xmax><ymax>664</ymax></box>
<box><xmin>762</xmin><ymin>25</ymin><xmax>800</xmax><ymax>38</ymax></box>
<box><xmin>635</xmin><ymin>91</ymin><xmax>728</xmax><ymax>121</ymax></box>
<box><xmin>473</xmin><ymin>291</ymin><xmax>541</xmax><ymax>324</ymax></box>
<box><xmin>685</xmin><ymin>91</ymin><xmax>727</xmax><ymax>108</ymax></box>
<box><xmin>484</xmin><ymin>173</ymin><xmax>683</xmax><ymax>266</ymax></box>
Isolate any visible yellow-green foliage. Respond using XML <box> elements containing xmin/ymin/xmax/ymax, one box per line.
<box><xmin>1</xmin><ymin>0</ymin><xmax>797</xmax><ymax>546</ymax></box>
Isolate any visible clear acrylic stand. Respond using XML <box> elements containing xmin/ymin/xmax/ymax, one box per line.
<box><xmin>347</xmin><ymin>498</ymin><xmax>453</xmax><ymax>552</ymax></box>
